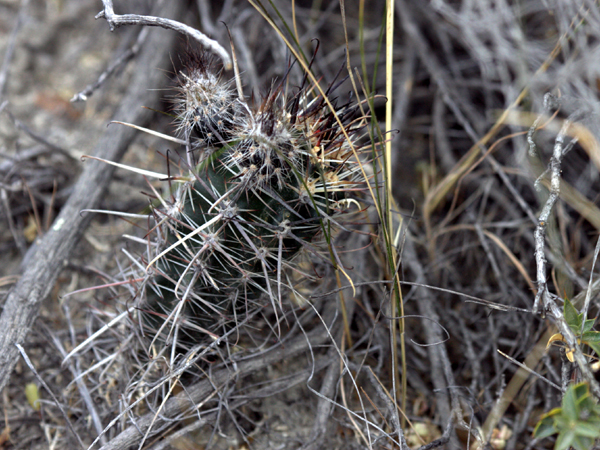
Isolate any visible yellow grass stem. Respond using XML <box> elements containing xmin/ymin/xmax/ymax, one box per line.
<box><xmin>385</xmin><ymin>0</ymin><xmax>407</xmax><ymax>432</ymax></box>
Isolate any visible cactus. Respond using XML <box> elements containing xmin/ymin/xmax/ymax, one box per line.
<box><xmin>132</xmin><ymin>54</ymin><xmax>366</xmax><ymax>351</ymax></box>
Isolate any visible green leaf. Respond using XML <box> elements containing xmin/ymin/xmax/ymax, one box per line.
<box><xmin>573</xmin><ymin>421</ymin><xmax>600</xmax><ymax>438</ymax></box>
<box><xmin>571</xmin><ymin>434</ymin><xmax>595</xmax><ymax>450</ymax></box>
<box><xmin>562</xmin><ymin>384</ymin><xmax>580</xmax><ymax>419</ymax></box>
<box><xmin>564</xmin><ymin>297</ymin><xmax>582</xmax><ymax>330</ymax></box>
<box><xmin>533</xmin><ymin>413</ymin><xmax>559</xmax><ymax>439</ymax></box>
<box><xmin>573</xmin><ymin>382</ymin><xmax>591</xmax><ymax>399</ymax></box>
<box><xmin>587</xmin><ymin>341</ymin><xmax>600</xmax><ymax>357</ymax></box>
<box><xmin>555</xmin><ymin>429</ymin><xmax>575</xmax><ymax>450</ymax></box>
<box><xmin>581</xmin><ymin>330</ymin><xmax>600</xmax><ymax>343</ymax></box>
<box><xmin>534</xmin><ymin>382</ymin><xmax>600</xmax><ymax>448</ymax></box>
<box><xmin>585</xmin><ymin>406</ymin><xmax>600</xmax><ymax>418</ymax></box>
<box><xmin>583</xmin><ymin>319</ymin><xmax>596</xmax><ymax>333</ymax></box>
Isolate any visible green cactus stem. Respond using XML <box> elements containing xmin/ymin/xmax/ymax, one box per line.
<box><xmin>135</xmin><ymin>57</ymin><xmax>366</xmax><ymax>351</ymax></box>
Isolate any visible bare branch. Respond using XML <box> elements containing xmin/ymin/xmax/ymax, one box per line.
<box><xmin>97</xmin><ymin>0</ymin><xmax>232</xmax><ymax>70</ymax></box>
<box><xmin>533</xmin><ymin>108</ymin><xmax>581</xmax><ymax>314</ymax></box>
<box><xmin>530</xmin><ymin>98</ymin><xmax>600</xmax><ymax>398</ymax></box>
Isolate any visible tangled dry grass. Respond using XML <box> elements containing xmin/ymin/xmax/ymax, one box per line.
<box><xmin>1</xmin><ymin>0</ymin><xmax>600</xmax><ymax>449</ymax></box>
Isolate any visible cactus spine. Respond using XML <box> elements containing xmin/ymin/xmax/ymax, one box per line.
<box><xmin>137</xmin><ymin>54</ymin><xmax>365</xmax><ymax>350</ymax></box>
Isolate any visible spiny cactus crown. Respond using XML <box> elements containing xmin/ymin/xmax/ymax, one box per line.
<box><xmin>173</xmin><ymin>56</ymin><xmax>237</xmax><ymax>147</ymax></box>
<box><xmin>138</xmin><ymin>53</ymin><xmax>366</xmax><ymax>351</ymax></box>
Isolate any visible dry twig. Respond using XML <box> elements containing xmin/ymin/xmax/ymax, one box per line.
<box><xmin>96</xmin><ymin>0</ymin><xmax>231</xmax><ymax>70</ymax></box>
